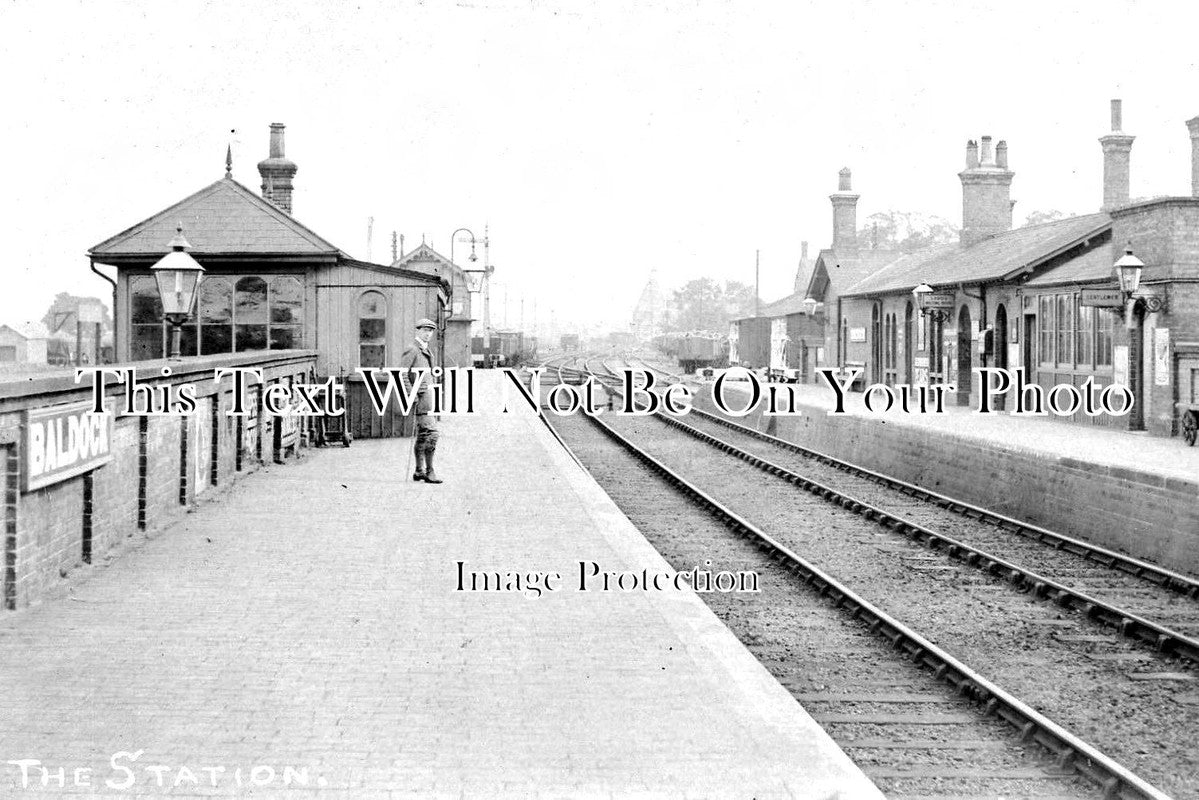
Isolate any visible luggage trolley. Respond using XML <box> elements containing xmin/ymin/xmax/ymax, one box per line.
<box><xmin>312</xmin><ymin>381</ymin><xmax>352</xmax><ymax>447</ymax></box>
<box><xmin>1176</xmin><ymin>354</ymin><xmax>1199</xmax><ymax>446</ymax></box>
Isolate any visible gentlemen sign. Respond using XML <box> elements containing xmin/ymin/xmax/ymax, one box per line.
<box><xmin>1079</xmin><ymin>289</ymin><xmax>1123</xmax><ymax>308</ymax></box>
<box><xmin>24</xmin><ymin>402</ymin><xmax>112</xmax><ymax>491</ymax></box>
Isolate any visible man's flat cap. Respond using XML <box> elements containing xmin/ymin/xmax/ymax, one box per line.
<box><xmin>415</xmin><ymin>318</ymin><xmax>437</xmax><ymax>330</ymax></box>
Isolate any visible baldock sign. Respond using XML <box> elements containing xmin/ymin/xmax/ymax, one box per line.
<box><xmin>23</xmin><ymin>402</ymin><xmax>112</xmax><ymax>492</ymax></box>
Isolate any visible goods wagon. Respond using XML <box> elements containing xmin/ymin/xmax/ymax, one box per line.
<box><xmin>731</xmin><ymin>317</ymin><xmax>770</xmax><ymax>369</ymax></box>
<box><xmin>472</xmin><ymin>330</ymin><xmax>536</xmax><ymax>367</ymax></box>
<box><xmin>677</xmin><ymin>332</ymin><xmax>727</xmax><ymax>373</ymax></box>
<box><xmin>560</xmin><ymin>333</ymin><xmax>580</xmax><ymax>351</ymax></box>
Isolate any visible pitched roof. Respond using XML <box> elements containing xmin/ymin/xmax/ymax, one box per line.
<box><xmin>793</xmin><ymin>253</ymin><xmax>816</xmax><ymax>295</ymax></box>
<box><xmin>843</xmin><ymin>212</ymin><xmax>1111</xmax><ymax>296</ymax></box>
<box><xmin>13</xmin><ymin>321</ymin><xmax>52</xmax><ymax>339</ymax></box>
<box><xmin>1024</xmin><ymin>240</ymin><xmax>1115</xmax><ymax>286</ymax></box>
<box><xmin>392</xmin><ymin>243</ymin><xmax>455</xmax><ymax>273</ymax></box>
<box><xmin>89</xmin><ymin>177</ymin><xmax>343</xmax><ymax>257</ymax></box>
<box><xmin>758</xmin><ymin>291</ymin><xmax>811</xmax><ymax>318</ymax></box>
<box><xmin>806</xmin><ymin>248</ymin><xmax>903</xmax><ymax>300</ymax></box>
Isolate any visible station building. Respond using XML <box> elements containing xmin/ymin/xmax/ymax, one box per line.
<box><xmin>781</xmin><ymin>101</ymin><xmax>1199</xmax><ymax>439</ymax></box>
<box><xmin>87</xmin><ymin>124</ymin><xmax>478</xmax><ymax>438</ymax></box>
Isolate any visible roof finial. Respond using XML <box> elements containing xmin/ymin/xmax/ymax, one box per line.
<box><xmin>225</xmin><ymin>145</ymin><xmax>233</xmax><ymax>178</ymax></box>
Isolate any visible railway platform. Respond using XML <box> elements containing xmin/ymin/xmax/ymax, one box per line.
<box><xmin>0</xmin><ymin>370</ymin><xmax>882</xmax><ymax>799</ymax></box>
<box><xmin>692</xmin><ymin>376</ymin><xmax>1199</xmax><ymax>575</ymax></box>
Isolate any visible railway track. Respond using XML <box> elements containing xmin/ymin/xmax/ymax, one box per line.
<box><xmin>547</xmin><ymin>406</ymin><xmax>1177</xmax><ymax>800</ymax></box>
<box><xmin>600</xmin><ymin>361</ymin><xmax>1199</xmax><ymax>657</ymax></box>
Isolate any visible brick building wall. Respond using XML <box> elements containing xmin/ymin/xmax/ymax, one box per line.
<box><xmin>0</xmin><ymin>351</ymin><xmax>317</xmax><ymax>610</ymax></box>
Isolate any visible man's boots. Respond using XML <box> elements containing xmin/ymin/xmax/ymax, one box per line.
<box><xmin>424</xmin><ymin>448</ymin><xmax>443</xmax><ymax>484</ymax></box>
<box><xmin>413</xmin><ymin>447</ymin><xmax>426</xmax><ymax>482</ymax></box>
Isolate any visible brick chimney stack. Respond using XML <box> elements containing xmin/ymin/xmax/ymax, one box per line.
<box><xmin>1187</xmin><ymin>115</ymin><xmax>1199</xmax><ymax>197</ymax></box>
<box><xmin>959</xmin><ymin>135</ymin><xmax>1014</xmax><ymax>245</ymax></box>
<box><xmin>1099</xmin><ymin>100</ymin><xmax>1135</xmax><ymax>211</ymax></box>
<box><xmin>257</xmin><ymin>123</ymin><xmax>298</xmax><ymax>214</ymax></box>
<box><xmin>830</xmin><ymin>168</ymin><xmax>859</xmax><ymax>253</ymax></box>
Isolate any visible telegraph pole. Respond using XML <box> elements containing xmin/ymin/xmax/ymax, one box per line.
<box><xmin>755</xmin><ymin>249</ymin><xmax>761</xmax><ymax>317</ymax></box>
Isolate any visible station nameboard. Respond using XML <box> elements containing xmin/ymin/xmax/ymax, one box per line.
<box><xmin>23</xmin><ymin>402</ymin><xmax>112</xmax><ymax>492</ymax></box>
<box><xmin>1079</xmin><ymin>289</ymin><xmax>1123</xmax><ymax>308</ymax></box>
<box><xmin>923</xmin><ymin>292</ymin><xmax>956</xmax><ymax>309</ymax></box>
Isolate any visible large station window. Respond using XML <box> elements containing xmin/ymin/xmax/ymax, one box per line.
<box><xmin>131</xmin><ymin>276</ymin><xmax>164</xmax><ymax>360</ymax></box>
<box><xmin>1034</xmin><ymin>291</ymin><xmax>1114</xmax><ymax>371</ymax></box>
<box><xmin>359</xmin><ymin>290</ymin><xmax>387</xmax><ymax>368</ymax></box>
<box><xmin>270</xmin><ymin>277</ymin><xmax>303</xmax><ymax>349</ymax></box>
<box><xmin>128</xmin><ymin>273</ymin><xmax>304</xmax><ymax>359</ymax></box>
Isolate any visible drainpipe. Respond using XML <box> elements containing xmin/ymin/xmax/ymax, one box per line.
<box><xmin>90</xmin><ymin>259</ymin><xmax>117</xmax><ymax>363</ymax></box>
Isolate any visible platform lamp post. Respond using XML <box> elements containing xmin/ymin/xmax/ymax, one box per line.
<box><xmin>911</xmin><ymin>282</ymin><xmax>949</xmax><ymax>323</ymax></box>
<box><xmin>152</xmin><ymin>225</ymin><xmax>205</xmax><ymax>361</ymax></box>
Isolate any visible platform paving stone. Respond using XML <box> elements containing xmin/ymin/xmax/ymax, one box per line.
<box><xmin>0</xmin><ymin>372</ymin><xmax>881</xmax><ymax>799</ymax></box>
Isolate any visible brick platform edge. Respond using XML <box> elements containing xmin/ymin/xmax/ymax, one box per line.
<box><xmin>691</xmin><ymin>391</ymin><xmax>1199</xmax><ymax>577</ymax></box>
<box><xmin>0</xmin><ymin>351</ymin><xmax>318</xmax><ymax>610</ymax></box>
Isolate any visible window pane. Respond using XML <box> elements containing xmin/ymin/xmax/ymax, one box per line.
<box><xmin>201</xmin><ymin>324</ymin><xmax>233</xmax><ymax>355</ymax></box>
<box><xmin>359</xmin><ymin>291</ymin><xmax>386</xmax><ymax>318</ymax></box>
<box><xmin>359</xmin><ymin>318</ymin><xmax>385</xmax><ymax>342</ymax></box>
<box><xmin>1056</xmin><ymin>294</ymin><xmax>1073</xmax><ymax>367</ymax></box>
<box><xmin>360</xmin><ymin>344</ymin><xmax>385</xmax><ymax>369</ymax></box>
<box><xmin>1038</xmin><ymin>295</ymin><xmax>1053</xmax><ymax>365</ymax></box>
<box><xmin>235</xmin><ymin>324</ymin><xmax>268</xmax><ymax>351</ymax></box>
<box><xmin>131</xmin><ymin>324</ymin><xmax>163</xmax><ymax>360</ymax></box>
<box><xmin>131</xmin><ymin>277</ymin><xmax>162</xmax><ymax>324</ymax></box>
<box><xmin>179</xmin><ymin>323</ymin><xmax>198</xmax><ymax>356</ymax></box>
<box><xmin>1096</xmin><ymin>311</ymin><xmax>1113</xmax><ymax>367</ymax></box>
<box><xmin>271</xmin><ymin>276</ymin><xmax>303</xmax><ymax>325</ymax></box>
<box><xmin>359</xmin><ymin>291</ymin><xmax>386</xmax><ymax>366</ymax></box>
<box><xmin>235</xmin><ymin>277</ymin><xmax>268</xmax><ymax>324</ymax></box>
<box><xmin>200</xmin><ymin>278</ymin><xmax>232</xmax><ymax>323</ymax></box>
<box><xmin>1077</xmin><ymin>302</ymin><xmax>1093</xmax><ymax>367</ymax></box>
<box><xmin>270</xmin><ymin>326</ymin><xmax>300</xmax><ymax>350</ymax></box>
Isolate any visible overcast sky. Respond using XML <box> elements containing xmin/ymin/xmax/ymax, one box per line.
<box><xmin>3</xmin><ymin>0</ymin><xmax>1198</xmax><ymax>336</ymax></box>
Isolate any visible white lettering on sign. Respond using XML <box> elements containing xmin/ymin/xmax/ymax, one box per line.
<box><xmin>24</xmin><ymin>403</ymin><xmax>113</xmax><ymax>491</ymax></box>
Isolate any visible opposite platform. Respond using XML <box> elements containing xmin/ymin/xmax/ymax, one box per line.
<box><xmin>0</xmin><ymin>371</ymin><xmax>881</xmax><ymax>799</ymax></box>
<box><xmin>692</xmin><ymin>378</ymin><xmax>1199</xmax><ymax>574</ymax></box>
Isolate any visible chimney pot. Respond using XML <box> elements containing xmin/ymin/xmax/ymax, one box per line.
<box><xmin>830</xmin><ymin>169</ymin><xmax>860</xmax><ymax>253</ymax></box>
<box><xmin>1187</xmin><ymin>116</ymin><xmax>1199</xmax><ymax>197</ymax></box>
<box><xmin>258</xmin><ymin>123</ymin><xmax>298</xmax><ymax>214</ymax></box>
<box><xmin>269</xmin><ymin>122</ymin><xmax>286</xmax><ymax>158</ymax></box>
<box><xmin>960</xmin><ymin>134</ymin><xmax>1014</xmax><ymax>244</ymax></box>
<box><xmin>1099</xmin><ymin>102</ymin><xmax>1134</xmax><ymax>211</ymax></box>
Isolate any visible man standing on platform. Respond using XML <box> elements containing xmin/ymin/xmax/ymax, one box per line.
<box><xmin>399</xmin><ymin>318</ymin><xmax>443</xmax><ymax>484</ymax></box>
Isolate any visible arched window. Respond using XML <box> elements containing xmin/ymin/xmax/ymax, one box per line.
<box><xmin>359</xmin><ymin>291</ymin><xmax>387</xmax><ymax>368</ymax></box>
<box><xmin>131</xmin><ymin>276</ymin><xmax>164</xmax><ymax>360</ymax></box>
<box><xmin>235</xmin><ymin>277</ymin><xmax>268</xmax><ymax>351</ymax></box>
<box><xmin>270</xmin><ymin>276</ymin><xmax>303</xmax><ymax>349</ymax></box>
<box><xmin>199</xmin><ymin>278</ymin><xmax>232</xmax><ymax>355</ymax></box>
<box><xmin>888</xmin><ymin>314</ymin><xmax>898</xmax><ymax>373</ymax></box>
